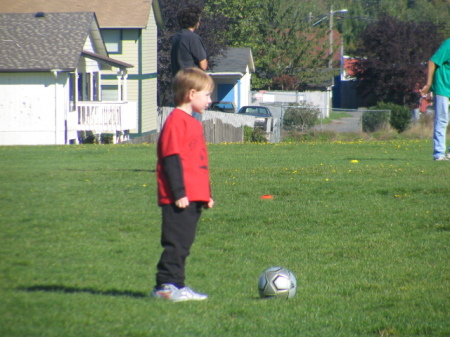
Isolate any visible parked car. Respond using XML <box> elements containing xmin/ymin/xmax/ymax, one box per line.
<box><xmin>237</xmin><ymin>106</ymin><xmax>273</xmax><ymax>129</ymax></box>
<box><xmin>210</xmin><ymin>101</ymin><xmax>237</xmax><ymax>113</ymax></box>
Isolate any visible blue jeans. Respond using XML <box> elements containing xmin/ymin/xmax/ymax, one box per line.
<box><xmin>433</xmin><ymin>94</ymin><xmax>449</xmax><ymax>159</ymax></box>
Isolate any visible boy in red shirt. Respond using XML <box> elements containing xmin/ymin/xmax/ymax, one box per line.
<box><xmin>152</xmin><ymin>68</ymin><xmax>214</xmax><ymax>302</ymax></box>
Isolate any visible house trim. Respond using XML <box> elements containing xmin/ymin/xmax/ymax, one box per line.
<box><xmin>101</xmin><ymin>73</ymin><xmax>157</xmax><ymax>80</ymax></box>
<box><xmin>138</xmin><ymin>27</ymin><xmax>143</xmax><ymax>135</ymax></box>
<box><xmin>82</xmin><ymin>50</ymin><xmax>133</xmax><ymax>69</ymax></box>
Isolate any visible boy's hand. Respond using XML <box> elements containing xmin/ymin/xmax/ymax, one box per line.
<box><xmin>205</xmin><ymin>198</ymin><xmax>214</xmax><ymax>209</ymax></box>
<box><xmin>175</xmin><ymin>197</ymin><xmax>189</xmax><ymax>209</ymax></box>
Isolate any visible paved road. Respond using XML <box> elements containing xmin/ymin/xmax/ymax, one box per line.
<box><xmin>269</xmin><ymin>106</ymin><xmax>363</xmax><ymax>133</ymax></box>
<box><xmin>313</xmin><ymin>111</ymin><xmax>362</xmax><ymax>133</ymax></box>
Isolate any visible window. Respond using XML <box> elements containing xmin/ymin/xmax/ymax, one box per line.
<box><xmin>69</xmin><ymin>73</ymin><xmax>76</xmax><ymax>111</ymax></box>
<box><xmin>92</xmin><ymin>72</ymin><xmax>99</xmax><ymax>101</ymax></box>
<box><xmin>102</xmin><ymin>85</ymin><xmax>119</xmax><ymax>101</ymax></box>
<box><xmin>102</xmin><ymin>29</ymin><xmax>122</xmax><ymax>54</ymax></box>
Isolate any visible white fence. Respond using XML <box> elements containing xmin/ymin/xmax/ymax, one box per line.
<box><xmin>77</xmin><ymin>101</ymin><xmax>138</xmax><ymax>133</ymax></box>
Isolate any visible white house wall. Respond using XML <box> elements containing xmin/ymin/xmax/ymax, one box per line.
<box><xmin>253</xmin><ymin>90</ymin><xmax>332</xmax><ymax>118</ymax></box>
<box><xmin>0</xmin><ymin>72</ymin><xmax>70</xmax><ymax>145</ymax></box>
<box><xmin>79</xmin><ymin>34</ymin><xmax>102</xmax><ymax>73</ymax></box>
<box><xmin>240</xmin><ymin>70</ymin><xmax>252</xmax><ymax>107</ymax></box>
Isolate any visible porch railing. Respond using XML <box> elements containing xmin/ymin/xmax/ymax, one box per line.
<box><xmin>75</xmin><ymin>101</ymin><xmax>138</xmax><ymax>133</ymax></box>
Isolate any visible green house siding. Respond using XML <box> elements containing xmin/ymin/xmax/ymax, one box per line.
<box><xmin>100</xmin><ymin>8</ymin><xmax>159</xmax><ymax>135</ymax></box>
<box><xmin>140</xmin><ymin>7</ymin><xmax>158</xmax><ymax>132</ymax></box>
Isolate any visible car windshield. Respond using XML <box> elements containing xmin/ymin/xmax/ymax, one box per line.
<box><xmin>241</xmin><ymin>107</ymin><xmax>269</xmax><ymax>115</ymax></box>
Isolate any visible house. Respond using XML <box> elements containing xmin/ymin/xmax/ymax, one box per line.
<box><xmin>334</xmin><ymin>56</ymin><xmax>364</xmax><ymax>109</ymax></box>
<box><xmin>0</xmin><ymin>0</ymin><xmax>164</xmax><ymax>138</ymax></box>
<box><xmin>208</xmin><ymin>48</ymin><xmax>255</xmax><ymax>109</ymax></box>
<box><xmin>0</xmin><ymin>12</ymin><xmax>135</xmax><ymax>145</ymax></box>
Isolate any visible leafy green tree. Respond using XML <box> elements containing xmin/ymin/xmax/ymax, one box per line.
<box><xmin>158</xmin><ymin>0</ymin><xmax>449</xmax><ymax>98</ymax></box>
<box><xmin>206</xmin><ymin>0</ymin><xmax>334</xmax><ymax>90</ymax></box>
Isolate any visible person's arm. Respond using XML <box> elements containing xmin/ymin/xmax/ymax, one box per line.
<box><xmin>421</xmin><ymin>60</ymin><xmax>436</xmax><ymax>95</ymax></box>
<box><xmin>162</xmin><ymin>154</ymin><xmax>189</xmax><ymax>208</ymax></box>
<box><xmin>198</xmin><ymin>58</ymin><xmax>208</xmax><ymax>71</ymax></box>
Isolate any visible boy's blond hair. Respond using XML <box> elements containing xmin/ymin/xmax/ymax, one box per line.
<box><xmin>173</xmin><ymin>68</ymin><xmax>214</xmax><ymax>107</ymax></box>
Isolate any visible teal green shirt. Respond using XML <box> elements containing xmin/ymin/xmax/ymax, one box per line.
<box><xmin>431</xmin><ymin>38</ymin><xmax>450</xmax><ymax>98</ymax></box>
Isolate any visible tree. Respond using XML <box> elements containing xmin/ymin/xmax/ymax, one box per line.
<box><xmin>205</xmin><ymin>0</ymin><xmax>333</xmax><ymax>90</ymax></box>
<box><xmin>157</xmin><ymin>0</ymin><xmax>228</xmax><ymax>106</ymax></box>
<box><xmin>351</xmin><ymin>14</ymin><xmax>443</xmax><ymax>107</ymax></box>
<box><xmin>157</xmin><ymin>0</ymin><xmax>449</xmax><ymax>99</ymax></box>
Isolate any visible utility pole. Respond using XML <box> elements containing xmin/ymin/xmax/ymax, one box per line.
<box><xmin>329</xmin><ymin>5</ymin><xmax>334</xmax><ymax>68</ymax></box>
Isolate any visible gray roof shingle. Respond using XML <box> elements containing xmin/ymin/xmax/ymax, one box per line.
<box><xmin>0</xmin><ymin>12</ymin><xmax>98</xmax><ymax>71</ymax></box>
<box><xmin>0</xmin><ymin>0</ymin><xmax>158</xmax><ymax>28</ymax></box>
<box><xmin>210</xmin><ymin>48</ymin><xmax>255</xmax><ymax>74</ymax></box>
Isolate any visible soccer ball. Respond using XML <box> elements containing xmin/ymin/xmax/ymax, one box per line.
<box><xmin>258</xmin><ymin>266</ymin><xmax>297</xmax><ymax>299</ymax></box>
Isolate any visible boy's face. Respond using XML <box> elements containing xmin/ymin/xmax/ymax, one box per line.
<box><xmin>189</xmin><ymin>88</ymin><xmax>212</xmax><ymax>113</ymax></box>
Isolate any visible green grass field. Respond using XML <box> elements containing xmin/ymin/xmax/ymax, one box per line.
<box><xmin>0</xmin><ymin>140</ymin><xmax>448</xmax><ymax>337</ymax></box>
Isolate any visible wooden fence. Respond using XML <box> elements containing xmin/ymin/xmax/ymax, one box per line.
<box><xmin>125</xmin><ymin>107</ymin><xmax>280</xmax><ymax>144</ymax></box>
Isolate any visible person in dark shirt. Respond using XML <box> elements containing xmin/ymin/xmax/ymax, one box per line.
<box><xmin>170</xmin><ymin>5</ymin><xmax>208</xmax><ymax>76</ymax></box>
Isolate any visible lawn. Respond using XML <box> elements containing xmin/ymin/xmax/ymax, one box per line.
<box><xmin>0</xmin><ymin>140</ymin><xmax>448</xmax><ymax>337</ymax></box>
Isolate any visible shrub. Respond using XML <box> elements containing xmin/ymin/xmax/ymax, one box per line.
<box><xmin>244</xmin><ymin>126</ymin><xmax>268</xmax><ymax>142</ymax></box>
<box><xmin>101</xmin><ymin>134</ymin><xmax>114</xmax><ymax>144</ymax></box>
<box><xmin>82</xmin><ymin>134</ymin><xmax>98</xmax><ymax>144</ymax></box>
<box><xmin>283</xmin><ymin>102</ymin><xmax>320</xmax><ymax>131</ymax></box>
<box><xmin>370</xmin><ymin>102</ymin><xmax>411</xmax><ymax>133</ymax></box>
<box><xmin>362</xmin><ymin>110</ymin><xmax>390</xmax><ymax>132</ymax></box>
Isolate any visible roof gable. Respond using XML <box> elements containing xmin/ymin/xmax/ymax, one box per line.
<box><xmin>0</xmin><ymin>12</ymin><xmax>102</xmax><ymax>71</ymax></box>
<box><xmin>0</xmin><ymin>0</ymin><xmax>160</xmax><ymax>28</ymax></box>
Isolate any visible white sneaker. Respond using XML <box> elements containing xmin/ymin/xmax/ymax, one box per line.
<box><xmin>434</xmin><ymin>156</ymin><xmax>449</xmax><ymax>161</ymax></box>
<box><xmin>446</xmin><ymin>153</ymin><xmax>450</xmax><ymax>159</ymax></box>
<box><xmin>151</xmin><ymin>283</ymin><xmax>208</xmax><ymax>302</ymax></box>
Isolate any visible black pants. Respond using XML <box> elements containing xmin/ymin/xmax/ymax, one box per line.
<box><xmin>156</xmin><ymin>202</ymin><xmax>203</xmax><ymax>288</ymax></box>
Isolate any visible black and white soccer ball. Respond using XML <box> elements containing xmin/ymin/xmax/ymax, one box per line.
<box><xmin>258</xmin><ymin>266</ymin><xmax>297</xmax><ymax>299</ymax></box>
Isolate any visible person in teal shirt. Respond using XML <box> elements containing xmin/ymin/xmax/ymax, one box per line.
<box><xmin>421</xmin><ymin>38</ymin><xmax>450</xmax><ymax>161</ymax></box>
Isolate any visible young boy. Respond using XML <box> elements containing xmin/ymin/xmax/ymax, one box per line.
<box><xmin>152</xmin><ymin>68</ymin><xmax>214</xmax><ymax>302</ymax></box>
<box><xmin>170</xmin><ymin>5</ymin><xmax>208</xmax><ymax>76</ymax></box>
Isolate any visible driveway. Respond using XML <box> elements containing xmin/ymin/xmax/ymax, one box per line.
<box><xmin>313</xmin><ymin>110</ymin><xmax>362</xmax><ymax>133</ymax></box>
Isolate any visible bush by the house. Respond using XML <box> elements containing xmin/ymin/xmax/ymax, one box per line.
<box><xmin>283</xmin><ymin>103</ymin><xmax>320</xmax><ymax>131</ymax></box>
<box><xmin>362</xmin><ymin>109</ymin><xmax>390</xmax><ymax>132</ymax></box>
<box><xmin>368</xmin><ymin>102</ymin><xmax>411</xmax><ymax>133</ymax></box>
<box><xmin>244</xmin><ymin>126</ymin><xmax>268</xmax><ymax>142</ymax></box>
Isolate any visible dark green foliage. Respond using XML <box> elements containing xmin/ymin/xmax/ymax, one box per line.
<box><xmin>371</xmin><ymin>102</ymin><xmax>412</xmax><ymax>133</ymax></box>
<box><xmin>283</xmin><ymin>103</ymin><xmax>320</xmax><ymax>131</ymax></box>
<box><xmin>100</xmin><ymin>134</ymin><xmax>114</xmax><ymax>144</ymax></box>
<box><xmin>204</xmin><ymin>0</ymin><xmax>450</xmax><ymax>93</ymax></box>
<box><xmin>244</xmin><ymin>126</ymin><xmax>268</xmax><ymax>142</ymax></box>
<box><xmin>388</xmin><ymin>104</ymin><xmax>413</xmax><ymax>133</ymax></box>
<box><xmin>362</xmin><ymin>110</ymin><xmax>390</xmax><ymax>133</ymax></box>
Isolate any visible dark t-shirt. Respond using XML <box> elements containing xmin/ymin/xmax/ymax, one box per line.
<box><xmin>157</xmin><ymin>109</ymin><xmax>210</xmax><ymax>205</ymax></box>
<box><xmin>170</xmin><ymin>29</ymin><xmax>207</xmax><ymax>75</ymax></box>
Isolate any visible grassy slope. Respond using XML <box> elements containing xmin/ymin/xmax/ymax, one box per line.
<box><xmin>0</xmin><ymin>141</ymin><xmax>448</xmax><ymax>337</ymax></box>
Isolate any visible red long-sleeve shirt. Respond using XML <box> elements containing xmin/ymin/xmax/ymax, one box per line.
<box><xmin>156</xmin><ymin>109</ymin><xmax>211</xmax><ymax>205</ymax></box>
